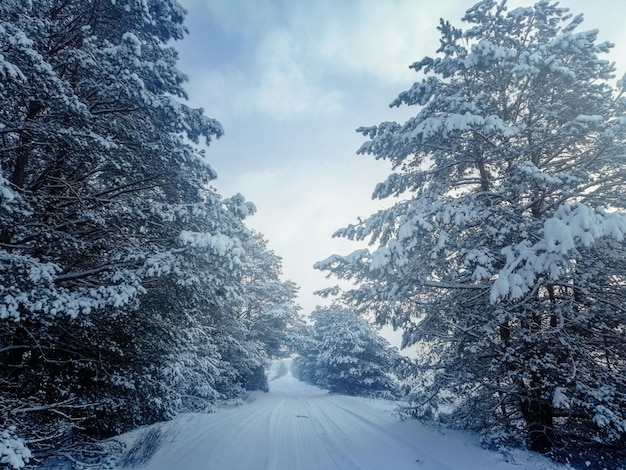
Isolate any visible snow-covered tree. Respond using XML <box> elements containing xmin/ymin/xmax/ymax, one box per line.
<box><xmin>0</xmin><ymin>0</ymin><xmax>269</xmax><ymax>455</ymax></box>
<box><xmin>295</xmin><ymin>306</ymin><xmax>400</xmax><ymax>398</ymax></box>
<box><xmin>0</xmin><ymin>0</ymin><xmax>223</xmax><ymax>321</ymax></box>
<box><xmin>316</xmin><ymin>0</ymin><xmax>626</xmax><ymax>458</ymax></box>
<box><xmin>239</xmin><ymin>232</ymin><xmax>302</xmax><ymax>359</ymax></box>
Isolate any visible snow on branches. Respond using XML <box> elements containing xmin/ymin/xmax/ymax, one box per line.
<box><xmin>317</xmin><ymin>0</ymin><xmax>626</xmax><ymax>457</ymax></box>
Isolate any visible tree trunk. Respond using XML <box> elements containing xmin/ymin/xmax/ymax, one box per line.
<box><xmin>11</xmin><ymin>100</ymin><xmax>42</xmax><ymax>188</ymax></box>
<box><xmin>521</xmin><ymin>397</ymin><xmax>554</xmax><ymax>453</ymax></box>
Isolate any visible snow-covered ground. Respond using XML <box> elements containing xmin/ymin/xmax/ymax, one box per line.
<box><xmin>116</xmin><ymin>360</ymin><xmax>567</xmax><ymax>470</ymax></box>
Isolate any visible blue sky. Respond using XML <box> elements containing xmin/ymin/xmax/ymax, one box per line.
<box><xmin>173</xmin><ymin>0</ymin><xmax>626</xmax><ymax>347</ymax></box>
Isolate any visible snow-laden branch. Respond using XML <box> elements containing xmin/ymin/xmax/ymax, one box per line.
<box><xmin>491</xmin><ymin>203</ymin><xmax>626</xmax><ymax>303</ymax></box>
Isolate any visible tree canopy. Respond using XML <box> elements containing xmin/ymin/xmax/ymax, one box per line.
<box><xmin>0</xmin><ymin>0</ymin><xmax>299</xmax><ymax>464</ymax></box>
<box><xmin>316</xmin><ymin>0</ymin><xmax>626</xmax><ymax>460</ymax></box>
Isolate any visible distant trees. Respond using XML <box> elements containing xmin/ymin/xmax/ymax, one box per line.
<box><xmin>239</xmin><ymin>232</ymin><xmax>302</xmax><ymax>361</ymax></box>
<box><xmin>294</xmin><ymin>306</ymin><xmax>400</xmax><ymax>398</ymax></box>
<box><xmin>0</xmin><ymin>0</ymin><xmax>298</xmax><ymax>462</ymax></box>
<box><xmin>316</xmin><ymin>0</ymin><xmax>626</xmax><ymax>459</ymax></box>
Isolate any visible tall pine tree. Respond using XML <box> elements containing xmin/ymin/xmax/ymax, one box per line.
<box><xmin>316</xmin><ymin>0</ymin><xmax>626</xmax><ymax>458</ymax></box>
<box><xmin>0</xmin><ymin>0</ymin><xmax>285</xmax><ymax>459</ymax></box>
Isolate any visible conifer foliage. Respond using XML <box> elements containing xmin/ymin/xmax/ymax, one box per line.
<box><xmin>295</xmin><ymin>306</ymin><xmax>400</xmax><ymax>399</ymax></box>
<box><xmin>0</xmin><ymin>0</ymin><xmax>298</xmax><ymax>463</ymax></box>
<box><xmin>316</xmin><ymin>0</ymin><xmax>626</xmax><ymax>458</ymax></box>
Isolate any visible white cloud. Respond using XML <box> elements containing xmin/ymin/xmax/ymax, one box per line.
<box><xmin>180</xmin><ymin>0</ymin><xmax>467</xmax><ymax>120</ymax></box>
<box><xmin>181</xmin><ymin>25</ymin><xmax>347</xmax><ymax>120</ymax></box>
<box><xmin>314</xmin><ymin>0</ymin><xmax>463</xmax><ymax>83</ymax></box>
<box><xmin>182</xmin><ymin>0</ymin><xmax>626</xmax><ymax>121</ymax></box>
<box><xmin>247</xmin><ymin>29</ymin><xmax>346</xmax><ymax>119</ymax></box>
<box><xmin>213</xmin><ymin>157</ymin><xmax>392</xmax><ymax>313</ymax></box>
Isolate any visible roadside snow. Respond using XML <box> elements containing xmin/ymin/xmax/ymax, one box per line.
<box><xmin>117</xmin><ymin>360</ymin><xmax>567</xmax><ymax>470</ymax></box>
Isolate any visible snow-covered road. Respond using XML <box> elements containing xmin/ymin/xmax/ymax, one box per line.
<box><xmin>124</xmin><ymin>362</ymin><xmax>564</xmax><ymax>470</ymax></box>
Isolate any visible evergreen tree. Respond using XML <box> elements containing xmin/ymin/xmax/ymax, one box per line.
<box><xmin>295</xmin><ymin>306</ymin><xmax>400</xmax><ymax>399</ymax></box>
<box><xmin>239</xmin><ymin>232</ymin><xmax>302</xmax><ymax>360</ymax></box>
<box><xmin>0</xmin><ymin>0</ymin><xmax>275</xmax><ymax>457</ymax></box>
<box><xmin>316</xmin><ymin>0</ymin><xmax>626</xmax><ymax>458</ymax></box>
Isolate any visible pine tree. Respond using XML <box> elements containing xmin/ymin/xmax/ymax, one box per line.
<box><xmin>239</xmin><ymin>232</ymin><xmax>302</xmax><ymax>360</ymax></box>
<box><xmin>0</xmin><ymin>0</ymin><xmax>266</xmax><ymax>455</ymax></box>
<box><xmin>316</xmin><ymin>0</ymin><xmax>626</xmax><ymax>458</ymax></box>
<box><xmin>295</xmin><ymin>306</ymin><xmax>400</xmax><ymax>399</ymax></box>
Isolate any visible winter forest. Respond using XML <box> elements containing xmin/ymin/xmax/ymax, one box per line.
<box><xmin>1</xmin><ymin>0</ymin><xmax>626</xmax><ymax>468</ymax></box>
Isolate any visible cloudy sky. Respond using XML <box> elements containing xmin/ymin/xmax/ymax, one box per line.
<box><xmin>173</xmin><ymin>0</ymin><xmax>626</xmax><ymax>346</ymax></box>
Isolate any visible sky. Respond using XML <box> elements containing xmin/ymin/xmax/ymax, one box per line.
<box><xmin>173</xmin><ymin>0</ymin><xmax>626</xmax><ymax>349</ymax></box>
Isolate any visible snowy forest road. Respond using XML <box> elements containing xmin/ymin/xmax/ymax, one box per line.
<box><xmin>126</xmin><ymin>362</ymin><xmax>562</xmax><ymax>470</ymax></box>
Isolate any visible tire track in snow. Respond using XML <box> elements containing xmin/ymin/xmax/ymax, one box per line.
<box><xmin>315</xmin><ymin>397</ymin><xmax>454</xmax><ymax>470</ymax></box>
<box><xmin>261</xmin><ymin>393</ymin><xmax>359</xmax><ymax>470</ymax></box>
<box><xmin>303</xmin><ymin>398</ymin><xmax>361</xmax><ymax>470</ymax></box>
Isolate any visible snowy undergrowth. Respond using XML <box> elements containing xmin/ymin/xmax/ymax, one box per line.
<box><xmin>0</xmin><ymin>427</ymin><xmax>31</xmax><ymax>469</ymax></box>
<box><xmin>117</xmin><ymin>427</ymin><xmax>168</xmax><ymax>468</ymax></box>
